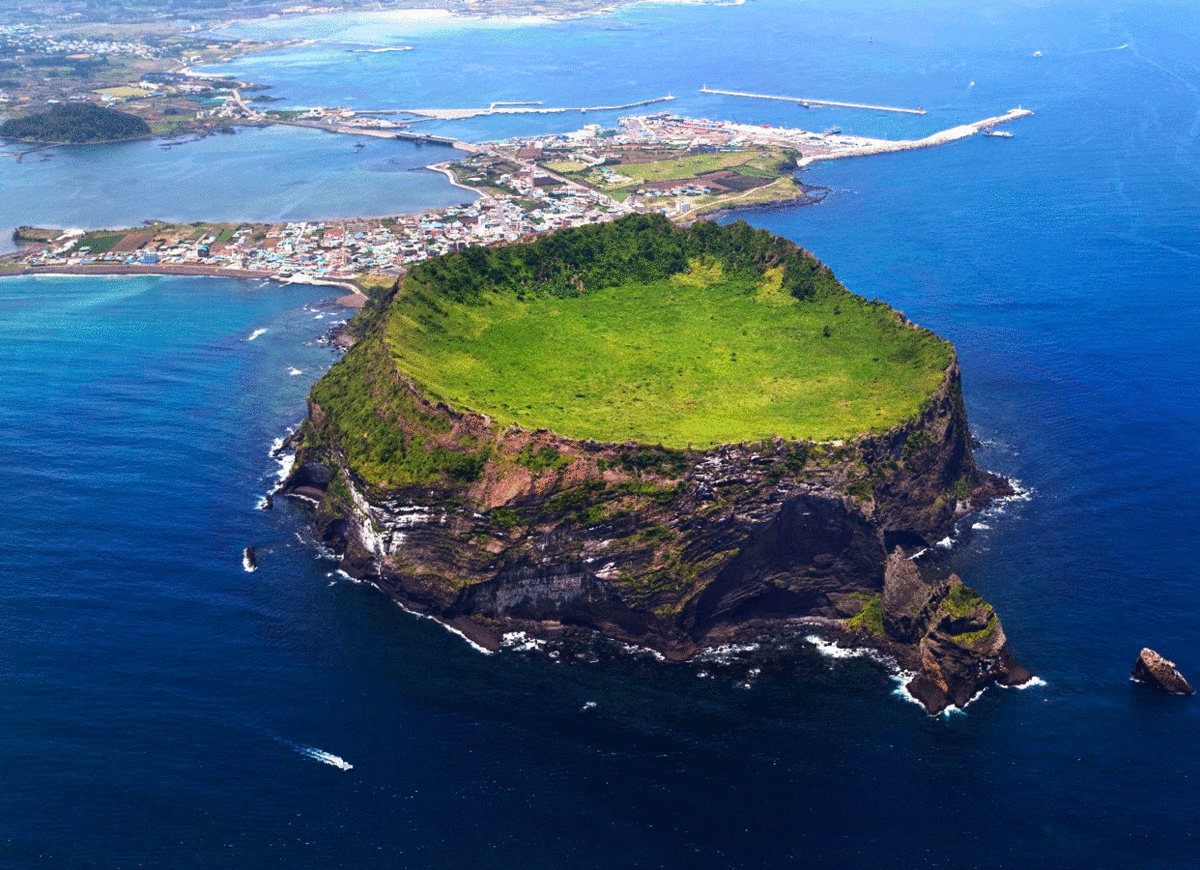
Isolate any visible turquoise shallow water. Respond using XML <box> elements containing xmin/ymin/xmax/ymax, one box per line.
<box><xmin>4</xmin><ymin>1</ymin><xmax>1200</xmax><ymax>867</ymax></box>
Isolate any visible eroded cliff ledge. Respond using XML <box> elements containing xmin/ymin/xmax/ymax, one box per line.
<box><xmin>282</xmin><ymin>215</ymin><xmax>1026</xmax><ymax>714</ymax></box>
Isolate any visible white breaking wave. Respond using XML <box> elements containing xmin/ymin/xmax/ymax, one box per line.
<box><xmin>947</xmin><ymin>687</ymin><xmax>989</xmax><ymax>715</ymax></box>
<box><xmin>890</xmin><ymin>672</ymin><xmax>923</xmax><ymax>708</ymax></box>
<box><xmin>501</xmin><ymin>631</ymin><xmax>546</xmax><ymax>652</ymax></box>
<box><xmin>269</xmin><ymin>432</ymin><xmax>296</xmax><ymax>486</ymax></box>
<box><xmin>697</xmin><ymin>642</ymin><xmax>760</xmax><ymax>663</ymax></box>
<box><xmin>274</xmin><ymin>452</ymin><xmax>296</xmax><ymax>486</ymax></box>
<box><xmin>248</xmin><ymin>328</ymin><xmax>268</xmax><ymax>341</ymax></box>
<box><xmin>1001</xmin><ymin>675</ymin><xmax>1048</xmax><ymax>690</ymax></box>
<box><xmin>806</xmin><ymin>634</ymin><xmax>873</xmax><ymax>660</ymax></box>
<box><xmin>806</xmin><ymin>633</ymin><xmax>892</xmax><ymax>657</ymax></box>
<box><xmin>891</xmin><ymin>673</ymin><xmax>986</xmax><ymax>716</ymax></box>
<box><xmin>613</xmin><ymin>640</ymin><xmax>667</xmax><ymax>662</ymax></box>
<box><xmin>807</xmin><ymin>635</ymin><xmax>987</xmax><ymax>717</ymax></box>
<box><xmin>288</xmin><ymin>367</ymin><xmax>303</xmax><ymax>376</ymax></box>
<box><xmin>981</xmin><ymin>478</ymin><xmax>1034</xmax><ymax>518</ymax></box>
<box><xmin>383</xmin><ymin>593</ymin><xmax>494</xmax><ymax>655</ymax></box>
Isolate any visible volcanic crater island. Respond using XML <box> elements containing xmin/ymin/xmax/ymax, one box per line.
<box><xmin>282</xmin><ymin>214</ymin><xmax>1030</xmax><ymax>715</ymax></box>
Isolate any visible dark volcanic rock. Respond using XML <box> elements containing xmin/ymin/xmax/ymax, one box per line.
<box><xmin>280</xmin><ymin>220</ymin><xmax>1025</xmax><ymax>717</ymax></box>
<box><xmin>286</xmin><ymin>457</ymin><xmax>331</xmax><ymax>503</ymax></box>
<box><xmin>1132</xmin><ymin>648</ymin><xmax>1195</xmax><ymax>695</ymax></box>
<box><xmin>881</xmin><ymin>549</ymin><xmax>935</xmax><ymax>642</ymax></box>
<box><xmin>283</xmin><ymin>353</ymin><xmax>1027</xmax><ymax>713</ymax></box>
<box><xmin>879</xmin><ymin>550</ymin><xmax>1031</xmax><ymax>714</ymax></box>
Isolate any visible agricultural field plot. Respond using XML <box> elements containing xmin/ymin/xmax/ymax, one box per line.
<box><xmin>623</xmin><ymin>147</ymin><xmax>793</xmax><ymax>183</ymax></box>
<box><xmin>95</xmin><ymin>86</ymin><xmax>152</xmax><ymax>99</ymax></box>
<box><xmin>542</xmin><ymin>159</ymin><xmax>589</xmax><ymax>172</ymax></box>
<box><xmin>687</xmin><ymin>175</ymin><xmax>808</xmax><ymax>216</ymax></box>
<box><xmin>447</xmin><ymin>155</ymin><xmax>528</xmax><ymax>196</ymax></box>
<box><xmin>549</xmin><ymin>146</ymin><xmax>799</xmax><ymax>207</ymax></box>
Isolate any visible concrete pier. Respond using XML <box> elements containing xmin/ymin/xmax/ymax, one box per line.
<box><xmin>794</xmin><ymin>108</ymin><xmax>1034</xmax><ymax>166</ymax></box>
<box><xmin>700</xmin><ymin>86</ymin><xmax>927</xmax><ymax>115</ymax></box>
<box><xmin>375</xmin><ymin>94</ymin><xmax>676</xmax><ymax>121</ymax></box>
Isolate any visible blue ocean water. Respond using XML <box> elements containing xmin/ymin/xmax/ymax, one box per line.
<box><xmin>4</xmin><ymin>0</ymin><xmax>1200</xmax><ymax>867</ymax></box>
<box><xmin>0</xmin><ymin>126</ymin><xmax>470</xmax><ymax>253</ymax></box>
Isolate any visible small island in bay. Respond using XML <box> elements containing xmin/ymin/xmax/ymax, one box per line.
<box><xmin>281</xmin><ymin>214</ymin><xmax>1029</xmax><ymax>714</ymax></box>
<box><xmin>0</xmin><ymin>103</ymin><xmax>150</xmax><ymax>143</ymax></box>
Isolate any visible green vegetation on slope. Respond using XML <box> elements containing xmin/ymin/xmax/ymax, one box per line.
<box><xmin>379</xmin><ymin>215</ymin><xmax>952</xmax><ymax>447</ymax></box>
<box><xmin>308</xmin><ymin>321</ymin><xmax>492</xmax><ymax>489</ymax></box>
<box><xmin>0</xmin><ymin>103</ymin><xmax>151</xmax><ymax>143</ymax></box>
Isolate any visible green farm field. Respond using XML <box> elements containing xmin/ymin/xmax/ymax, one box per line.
<box><xmin>620</xmin><ymin>147</ymin><xmax>791</xmax><ymax>183</ymax></box>
<box><xmin>386</xmin><ymin>259</ymin><xmax>953</xmax><ymax>447</ymax></box>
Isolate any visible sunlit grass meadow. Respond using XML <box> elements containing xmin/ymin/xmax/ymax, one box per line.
<box><xmin>386</xmin><ymin>263</ymin><xmax>952</xmax><ymax>447</ymax></box>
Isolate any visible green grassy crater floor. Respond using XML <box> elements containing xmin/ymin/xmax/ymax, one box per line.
<box><xmin>387</xmin><ymin>260</ymin><xmax>953</xmax><ymax>448</ymax></box>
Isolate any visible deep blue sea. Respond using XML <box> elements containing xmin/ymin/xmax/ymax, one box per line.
<box><xmin>4</xmin><ymin>0</ymin><xmax>1200</xmax><ymax>867</ymax></box>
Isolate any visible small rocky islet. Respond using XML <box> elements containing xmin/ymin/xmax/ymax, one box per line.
<box><xmin>1131</xmin><ymin>648</ymin><xmax>1195</xmax><ymax>695</ymax></box>
<box><xmin>282</xmin><ymin>214</ymin><xmax>1028</xmax><ymax>715</ymax></box>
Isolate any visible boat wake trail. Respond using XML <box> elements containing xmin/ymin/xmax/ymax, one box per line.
<box><xmin>275</xmin><ymin>737</ymin><xmax>353</xmax><ymax>770</ymax></box>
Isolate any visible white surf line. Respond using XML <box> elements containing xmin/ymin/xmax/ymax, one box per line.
<box><xmin>1002</xmin><ymin>675</ymin><xmax>1048</xmax><ymax>690</ymax></box>
<box><xmin>389</xmin><ymin>595</ymin><xmax>495</xmax><ymax>655</ymax></box>
<box><xmin>248</xmin><ymin>328</ymin><xmax>268</xmax><ymax>341</ymax></box>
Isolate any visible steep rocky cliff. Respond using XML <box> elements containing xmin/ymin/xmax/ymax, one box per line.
<box><xmin>282</xmin><ymin>217</ymin><xmax>1027</xmax><ymax>715</ymax></box>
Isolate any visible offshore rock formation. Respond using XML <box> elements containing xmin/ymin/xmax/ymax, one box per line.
<box><xmin>1131</xmin><ymin>648</ymin><xmax>1195</xmax><ymax>695</ymax></box>
<box><xmin>878</xmin><ymin>550</ymin><xmax>1031</xmax><ymax>712</ymax></box>
<box><xmin>282</xmin><ymin>218</ymin><xmax>1027</xmax><ymax>715</ymax></box>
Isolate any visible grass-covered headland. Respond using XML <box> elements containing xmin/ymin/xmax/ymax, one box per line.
<box><xmin>0</xmin><ymin>103</ymin><xmax>151</xmax><ymax>144</ymax></box>
<box><xmin>312</xmin><ymin>215</ymin><xmax>954</xmax><ymax>489</ymax></box>
<box><xmin>295</xmin><ymin>215</ymin><xmax>1024</xmax><ymax>710</ymax></box>
<box><xmin>370</xmin><ymin>215</ymin><xmax>952</xmax><ymax>447</ymax></box>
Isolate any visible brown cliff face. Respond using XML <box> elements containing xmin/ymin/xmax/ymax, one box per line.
<box><xmin>878</xmin><ymin>550</ymin><xmax>1032</xmax><ymax>713</ymax></box>
<box><xmin>283</xmin><ymin>317</ymin><xmax>1023</xmax><ymax>714</ymax></box>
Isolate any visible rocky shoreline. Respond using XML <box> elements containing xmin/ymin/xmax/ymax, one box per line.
<box><xmin>689</xmin><ymin>181</ymin><xmax>830</xmax><ymax>225</ymax></box>
<box><xmin>280</xmin><ymin>346</ymin><xmax>1027</xmax><ymax>715</ymax></box>
<box><xmin>272</xmin><ymin>215</ymin><xmax>1030</xmax><ymax>716</ymax></box>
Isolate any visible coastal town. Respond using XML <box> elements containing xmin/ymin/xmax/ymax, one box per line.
<box><xmin>1</xmin><ymin>107</ymin><xmax>1030</xmax><ymax>286</ymax></box>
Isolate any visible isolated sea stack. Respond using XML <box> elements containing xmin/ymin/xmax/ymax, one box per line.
<box><xmin>282</xmin><ymin>214</ymin><xmax>1025</xmax><ymax>715</ymax></box>
<box><xmin>1132</xmin><ymin>648</ymin><xmax>1195</xmax><ymax>695</ymax></box>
